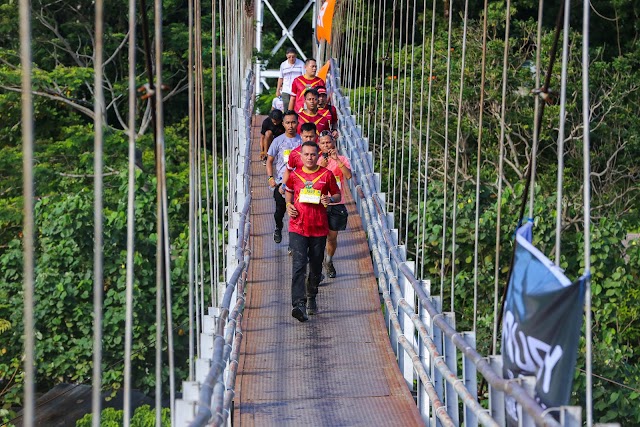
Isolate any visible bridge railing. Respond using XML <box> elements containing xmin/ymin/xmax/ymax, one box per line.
<box><xmin>327</xmin><ymin>59</ymin><xmax>583</xmax><ymax>427</ymax></box>
<box><xmin>174</xmin><ymin>69</ymin><xmax>255</xmax><ymax>427</ymax></box>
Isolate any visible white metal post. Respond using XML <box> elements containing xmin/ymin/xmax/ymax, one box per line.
<box><xmin>418</xmin><ymin>280</ymin><xmax>432</xmax><ymax>426</ymax></box>
<box><xmin>255</xmin><ymin>0</ymin><xmax>263</xmax><ymax>95</ymax></box>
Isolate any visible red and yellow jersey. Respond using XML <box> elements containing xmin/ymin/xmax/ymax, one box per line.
<box><xmin>296</xmin><ymin>110</ymin><xmax>331</xmax><ymax>135</ymax></box>
<box><xmin>285</xmin><ymin>166</ymin><xmax>340</xmax><ymax>237</ymax></box>
<box><xmin>290</xmin><ymin>75</ymin><xmax>325</xmax><ymax>112</ymax></box>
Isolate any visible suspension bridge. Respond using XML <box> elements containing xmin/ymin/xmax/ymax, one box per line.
<box><xmin>10</xmin><ymin>0</ymin><xmax>629</xmax><ymax>426</ymax></box>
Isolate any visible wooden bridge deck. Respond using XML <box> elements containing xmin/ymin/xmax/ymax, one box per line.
<box><xmin>234</xmin><ymin>116</ymin><xmax>423</xmax><ymax>426</ymax></box>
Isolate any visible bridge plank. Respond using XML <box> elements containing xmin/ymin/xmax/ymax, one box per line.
<box><xmin>234</xmin><ymin>116</ymin><xmax>423</xmax><ymax>426</ymax></box>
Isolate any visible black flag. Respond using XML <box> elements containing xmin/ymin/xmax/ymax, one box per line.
<box><xmin>502</xmin><ymin>222</ymin><xmax>586</xmax><ymax>425</ymax></box>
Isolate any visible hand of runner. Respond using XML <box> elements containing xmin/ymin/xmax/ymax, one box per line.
<box><xmin>287</xmin><ymin>202</ymin><xmax>298</xmax><ymax>218</ymax></box>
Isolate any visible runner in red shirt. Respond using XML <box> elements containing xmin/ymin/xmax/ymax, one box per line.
<box><xmin>296</xmin><ymin>88</ymin><xmax>331</xmax><ymax>136</ymax></box>
<box><xmin>288</xmin><ymin>58</ymin><xmax>325</xmax><ymax>113</ymax></box>
<box><xmin>317</xmin><ymin>86</ymin><xmax>338</xmax><ymax>129</ymax></box>
<box><xmin>285</xmin><ymin>141</ymin><xmax>340</xmax><ymax>322</ymax></box>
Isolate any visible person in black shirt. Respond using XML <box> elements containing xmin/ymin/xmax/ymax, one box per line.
<box><xmin>260</xmin><ymin>109</ymin><xmax>285</xmax><ymax>165</ymax></box>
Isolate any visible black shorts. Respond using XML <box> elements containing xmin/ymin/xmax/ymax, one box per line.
<box><xmin>327</xmin><ymin>204</ymin><xmax>348</xmax><ymax>231</ymax></box>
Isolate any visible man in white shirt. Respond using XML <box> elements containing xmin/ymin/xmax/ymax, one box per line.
<box><xmin>276</xmin><ymin>47</ymin><xmax>305</xmax><ymax>111</ymax></box>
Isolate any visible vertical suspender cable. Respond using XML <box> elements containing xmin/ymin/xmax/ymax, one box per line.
<box><xmin>386</xmin><ymin>0</ymin><xmax>397</xmax><ymax>209</ymax></box>
<box><xmin>353</xmin><ymin>3</ymin><xmax>363</xmax><ymax>121</ymax></box>
<box><xmin>439</xmin><ymin>0</ymin><xmax>454</xmax><ymax>303</ymax></box>
<box><xmin>345</xmin><ymin>0</ymin><xmax>356</xmax><ymax>90</ymax></box>
<box><xmin>582</xmin><ymin>0</ymin><xmax>593</xmax><ymax>423</ymax></box>
<box><xmin>154</xmin><ymin>0</ymin><xmax>177</xmax><ymax>419</ymax></box>
<box><xmin>123</xmin><ymin>0</ymin><xmax>138</xmax><ymax>421</ymax></box>
<box><xmin>492</xmin><ymin>0</ymin><xmax>511</xmax><ymax>355</ymax></box>
<box><xmin>377</xmin><ymin>0</ymin><xmax>388</xmax><ymax>172</ymax></box>
<box><xmin>358</xmin><ymin>1</ymin><xmax>370</xmax><ymax>125</ymax></box>
<box><xmin>449</xmin><ymin>0</ymin><xmax>470</xmax><ymax>313</ymax></box>
<box><xmin>219</xmin><ymin>0</ymin><xmax>227</xmax><ymax>271</ymax></box>
<box><xmin>91</xmin><ymin>1</ymin><xmax>105</xmax><ymax>425</ymax></box>
<box><xmin>19</xmin><ymin>0</ymin><xmax>35</xmax><ymax>423</ymax></box>
<box><xmin>397</xmin><ymin>0</ymin><xmax>410</xmax><ymax>243</ymax></box>
<box><xmin>371</xmin><ymin>0</ymin><xmax>383</xmax><ymax>163</ymax></box>
<box><xmin>472</xmin><ymin>0</ymin><xmax>489</xmax><ymax>332</ymax></box>
<box><xmin>555</xmin><ymin>0</ymin><xmax>571</xmax><ymax>264</ymax></box>
<box><xmin>211</xmin><ymin>0</ymin><xmax>220</xmax><ymax>305</ymax></box>
<box><xmin>365</xmin><ymin>0</ymin><xmax>377</xmax><ymax>141</ymax></box>
<box><xmin>419</xmin><ymin>0</ymin><xmax>437</xmax><ymax>278</ymax></box>
<box><xmin>195</xmin><ymin>0</ymin><xmax>205</xmax><ymax>356</ymax></box>
<box><xmin>187</xmin><ymin>0</ymin><xmax>196</xmax><ymax>378</ymax></box>
<box><xmin>529</xmin><ymin>0</ymin><xmax>544</xmax><ymax>219</ymax></box>
<box><xmin>390</xmin><ymin>0</ymin><xmax>404</xmax><ymax>212</ymax></box>
<box><xmin>403</xmin><ymin>0</ymin><xmax>417</xmax><ymax>248</ymax></box>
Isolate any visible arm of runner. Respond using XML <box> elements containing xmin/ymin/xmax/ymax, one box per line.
<box><xmin>334</xmin><ymin>153</ymin><xmax>352</xmax><ymax>180</ymax></box>
<box><xmin>266</xmin><ymin>156</ymin><xmax>276</xmax><ymax>188</ymax></box>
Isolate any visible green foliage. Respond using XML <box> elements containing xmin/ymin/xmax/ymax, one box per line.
<box><xmin>75</xmin><ymin>405</ymin><xmax>171</xmax><ymax>427</ymax></box>
<box><xmin>344</xmin><ymin>4</ymin><xmax>640</xmax><ymax>424</ymax></box>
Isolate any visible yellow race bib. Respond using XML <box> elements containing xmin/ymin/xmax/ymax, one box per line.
<box><xmin>283</xmin><ymin>149</ymin><xmax>291</xmax><ymax>162</ymax></box>
<box><xmin>299</xmin><ymin>187</ymin><xmax>322</xmax><ymax>204</ymax></box>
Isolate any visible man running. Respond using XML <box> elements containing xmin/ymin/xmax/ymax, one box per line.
<box><xmin>266</xmin><ymin>111</ymin><xmax>301</xmax><ymax>244</ymax></box>
<box><xmin>288</xmin><ymin>58</ymin><xmax>325</xmax><ymax>113</ymax></box>
<box><xmin>317</xmin><ymin>86</ymin><xmax>339</xmax><ymax>138</ymax></box>
<box><xmin>317</xmin><ymin>132</ymin><xmax>352</xmax><ymax>278</ymax></box>
<box><xmin>285</xmin><ymin>141</ymin><xmax>341</xmax><ymax>321</ymax></box>
<box><xmin>296</xmin><ymin>88</ymin><xmax>331</xmax><ymax>136</ymax></box>
<box><xmin>260</xmin><ymin>109</ymin><xmax>285</xmax><ymax>165</ymax></box>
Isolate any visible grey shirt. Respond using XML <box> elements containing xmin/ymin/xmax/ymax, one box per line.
<box><xmin>268</xmin><ymin>134</ymin><xmax>302</xmax><ymax>184</ymax></box>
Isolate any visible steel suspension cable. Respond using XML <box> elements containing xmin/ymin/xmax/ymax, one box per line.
<box><xmin>449</xmin><ymin>0</ymin><xmax>470</xmax><ymax>313</ymax></box>
<box><xmin>582</xmin><ymin>0</ymin><xmax>593</xmax><ymax>423</ymax></box>
<box><xmin>91</xmin><ymin>1</ymin><xmax>105</xmax><ymax>425</ymax></box>
<box><xmin>418</xmin><ymin>0</ymin><xmax>436</xmax><ymax>279</ymax></box>
<box><xmin>153</xmin><ymin>0</ymin><xmax>176</xmax><ymax>419</ymax></box>
<box><xmin>527</xmin><ymin>0</ymin><xmax>545</xmax><ymax>221</ymax></box>
<box><xmin>195</xmin><ymin>0</ymin><xmax>205</xmax><ymax>357</ymax></box>
<box><xmin>123</xmin><ymin>0</ymin><xmax>138</xmax><ymax>421</ymax></box>
<box><xmin>403</xmin><ymin>0</ymin><xmax>418</xmax><ymax>248</ymax></box>
<box><xmin>377</xmin><ymin>0</ymin><xmax>388</xmax><ymax>172</ymax></box>
<box><xmin>390</xmin><ymin>0</ymin><xmax>404</xmax><ymax>212</ymax></box>
<box><xmin>358</xmin><ymin>1</ymin><xmax>370</xmax><ymax>124</ymax></box>
<box><xmin>371</xmin><ymin>0</ymin><xmax>383</xmax><ymax>164</ymax></box>
<box><xmin>491</xmin><ymin>0</ymin><xmax>512</xmax><ymax>355</ymax></box>
<box><xmin>211</xmin><ymin>0</ymin><xmax>220</xmax><ymax>304</ymax></box>
<box><xmin>472</xmin><ymin>0</ymin><xmax>489</xmax><ymax>333</ymax></box>
<box><xmin>364</xmin><ymin>0</ymin><xmax>377</xmax><ymax>142</ymax></box>
<box><xmin>555</xmin><ymin>0</ymin><xmax>571</xmax><ymax>264</ymax></box>
<box><xmin>353</xmin><ymin>2</ymin><xmax>363</xmax><ymax>121</ymax></box>
<box><xmin>386</xmin><ymin>0</ymin><xmax>398</xmax><ymax>211</ymax></box>
<box><xmin>439</xmin><ymin>0</ymin><xmax>454</xmax><ymax>304</ymax></box>
<box><xmin>19</xmin><ymin>0</ymin><xmax>35</xmax><ymax>423</ymax></box>
<box><xmin>397</xmin><ymin>0</ymin><xmax>411</xmax><ymax>244</ymax></box>
<box><xmin>187</xmin><ymin>0</ymin><xmax>197</xmax><ymax>377</ymax></box>
<box><xmin>219</xmin><ymin>0</ymin><xmax>227</xmax><ymax>272</ymax></box>
<box><xmin>345</xmin><ymin>1</ymin><xmax>356</xmax><ymax>90</ymax></box>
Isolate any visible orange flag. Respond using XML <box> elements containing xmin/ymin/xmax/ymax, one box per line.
<box><xmin>317</xmin><ymin>61</ymin><xmax>331</xmax><ymax>82</ymax></box>
<box><xmin>316</xmin><ymin>0</ymin><xmax>336</xmax><ymax>43</ymax></box>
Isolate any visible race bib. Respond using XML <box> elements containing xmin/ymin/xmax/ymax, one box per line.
<box><xmin>299</xmin><ymin>188</ymin><xmax>321</xmax><ymax>204</ymax></box>
<box><xmin>283</xmin><ymin>149</ymin><xmax>291</xmax><ymax>162</ymax></box>
<box><xmin>335</xmin><ymin>176</ymin><xmax>341</xmax><ymax>189</ymax></box>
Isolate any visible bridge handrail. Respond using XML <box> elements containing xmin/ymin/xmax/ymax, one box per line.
<box><xmin>327</xmin><ymin>58</ymin><xmax>561</xmax><ymax>427</ymax></box>
<box><xmin>189</xmin><ymin>69</ymin><xmax>255</xmax><ymax>427</ymax></box>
